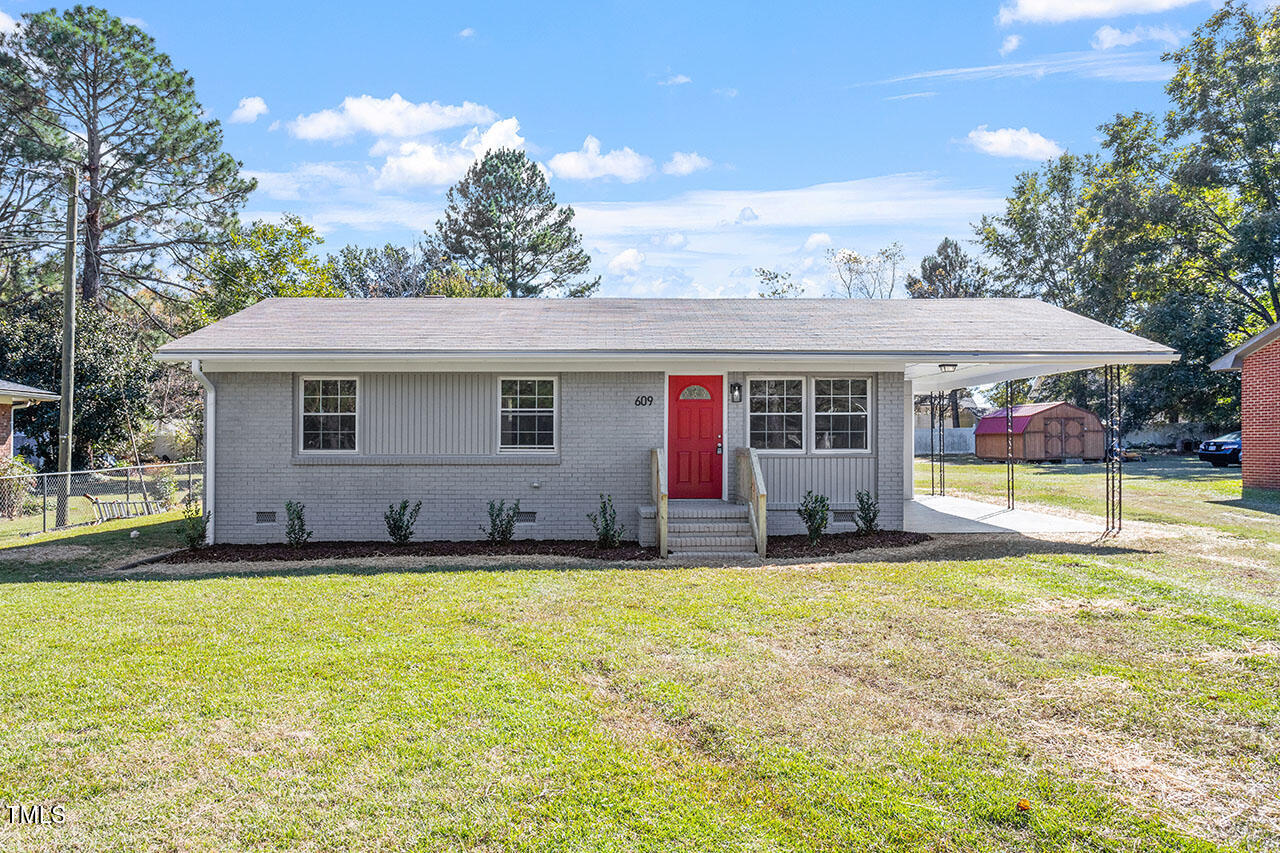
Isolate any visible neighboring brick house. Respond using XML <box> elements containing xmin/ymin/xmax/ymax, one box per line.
<box><xmin>1212</xmin><ymin>322</ymin><xmax>1280</xmax><ymax>492</ymax></box>
<box><xmin>0</xmin><ymin>380</ymin><xmax>59</xmax><ymax>461</ymax></box>
<box><xmin>155</xmin><ymin>298</ymin><xmax>1177</xmax><ymax>555</ymax></box>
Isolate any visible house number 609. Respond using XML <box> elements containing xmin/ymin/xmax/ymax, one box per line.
<box><xmin>634</xmin><ymin>395</ymin><xmax>654</xmax><ymax>406</ymax></box>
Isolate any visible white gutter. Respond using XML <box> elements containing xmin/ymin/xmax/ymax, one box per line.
<box><xmin>191</xmin><ymin>358</ymin><xmax>215</xmax><ymax>545</ymax></box>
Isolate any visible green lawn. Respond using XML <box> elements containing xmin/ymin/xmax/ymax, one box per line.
<box><xmin>0</xmin><ymin>487</ymin><xmax>1277</xmax><ymax>850</ymax></box>
<box><xmin>915</xmin><ymin>454</ymin><xmax>1280</xmax><ymax>543</ymax></box>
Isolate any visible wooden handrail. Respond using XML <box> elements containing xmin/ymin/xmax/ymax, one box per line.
<box><xmin>651</xmin><ymin>447</ymin><xmax>668</xmax><ymax>558</ymax></box>
<box><xmin>736</xmin><ymin>447</ymin><xmax>767</xmax><ymax>557</ymax></box>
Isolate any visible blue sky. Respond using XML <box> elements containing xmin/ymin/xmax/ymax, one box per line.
<box><xmin>0</xmin><ymin>0</ymin><xmax>1229</xmax><ymax>296</ymax></box>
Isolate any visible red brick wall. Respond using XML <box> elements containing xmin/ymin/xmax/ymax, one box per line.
<box><xmin>0</xmin><ymin>403</ymin><xmax>11</xmax><ymax>460</ymax></box>
<box><xmin>1242</xmin><ymin>335</ymin><xmax>1280</xmax><ymax>490</ymax></box>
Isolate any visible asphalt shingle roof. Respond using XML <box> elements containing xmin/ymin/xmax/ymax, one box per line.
<box><xmin>0</xmin><ymin>379</ymin><xmax>59</xmax><ymax>400</ymax></box>
<box><xmin>155</xmin><ymin>297</ymin><xmax>1177</xmax><ymax>359</ymax></box>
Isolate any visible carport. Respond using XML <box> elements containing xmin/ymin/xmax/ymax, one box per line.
<box><xmin>903</xmin><ymin>344</ymin><xmax>1177</xmax><ymax>536</ymax></box>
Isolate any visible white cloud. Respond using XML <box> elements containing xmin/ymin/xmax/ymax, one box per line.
<box><xmin>245</xmin><ymin>162</ymin><xmax>372</xmax><ymax>201</ymax></box>
<box><xmin>607</xmin><ymin>248</ymin><xmax>646</xmax><ymax>277</ymax></box>
<box><xmin>1091</xmin><ymin>24</ymin><xmax>1184</xmax><ymax>50</ymax></box>
<box><xmin>997</xmin><ymin>0</ymin><xmax>1202</xmax><ymax>25</ymax></box>
<box><xmin>121</xmin><ymin>15</ymin><xmax>147</xmax><ymax>28</ymax></box>
<box><xmin>458</xmin><ymin>27</ymin><xmax>475</xmax><ymax>37</ymax></box>
<box><xmin>712</xmin><ymin>87</ymin><xmax>739</xmax><ymax>98</ymax></box>
<box><xmin>659</xmin><ymin>74</ymin><xmax>692</xmax><ymax>86</ymax></box>
<box><xmin>884</xmin><ymin>91</ymin><xmax>936</xmax><ymax>101</ymax></box>
<box><xmin>967</xmin><ymin>125</ymin><xmax>1063</xmax><ymax>160</ymax></box>
<box><xmin>229</xmin><ymin>96</ymin><xmax>269</xmax><ymax>124</ymax></box>
<box><xmin>571</xmin><ymin>174</ymin><xmax>1003</xmax><ymax>237</ymax></box>
<box><xmin>660</xmin><ymin>233</ymin><xmax>687</xmax><ymax>249</ymax></box>
<box><xmin>880</xmin><ymin>50</ymin><xmax>1170</xmax><ymax>85</ymax></box>
<box><xmin>803</xmin><ymin>232</ymin><xmax>832</xmax><ymax>252</ymax></box>
<box><xmin>375</xmin><ymin>117</ymin><xmax>524</xmax><ymax>189</ymax></box>
<box><xmin>289</xmin><ymin>94</ymin><xmax>497</xmax><ymax>141</ymax></box>
<box><xmin>0</xmin><ymin>11</ymin><xmax>18</xmax><ymax>33</ymax></box>
<box><xmin>662</xmin><ymin>151</ymin><xmax>712</xmax><ymax>176</ymax></box>
<box><xmin>548</xmin><ymin>136</ymin><xmax>653</xmax><ymax>182</ymax></box>
<box><xmin>1000</xmin><ymin>34</ymin><xmax>1023</xmax><ymax>56</ymax></box>
<box><xmin>734</xmin><ymin>206</ymin><xmax>759</xmax><ymax>224</ymax></box>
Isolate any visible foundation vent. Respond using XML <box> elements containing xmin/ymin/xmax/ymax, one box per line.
<box><xmin>256</xmin><ymin>511</ymin><xmax>278</xmax><ymax>524</ymax></box>
<box><xmin>516</xmin><ymin>511</ymin><xmax>537</xmax><ymax>524</ymax></box>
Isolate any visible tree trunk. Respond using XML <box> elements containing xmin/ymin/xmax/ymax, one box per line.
<box><xmin>82</xmin><ymin>113</ymin><xmax>102</xmax><ymax>301</ymax></box>
<box><xmin>949</xmin><ymin>389</ymin><xmax>961</xmax><ymax>428</ymax></box>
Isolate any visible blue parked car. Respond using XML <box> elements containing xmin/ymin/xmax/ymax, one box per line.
<box><xmin>1198</xmin><ymin>432</ymin><xmax>1242</xmax><ymax>467</ymax></box>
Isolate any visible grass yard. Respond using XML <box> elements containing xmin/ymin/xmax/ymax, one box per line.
<box><xmin>0</xmin><ymin>470</ymin><xmax>1277</xmax><ymax>851</ymax></box>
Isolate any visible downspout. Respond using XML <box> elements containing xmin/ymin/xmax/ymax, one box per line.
<box><xmin>191</xmin><ymin>359</ymin><xmax>215</xmax><ymax>545</ymax></box>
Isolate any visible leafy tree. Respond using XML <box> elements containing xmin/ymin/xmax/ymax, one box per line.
<box><xmin>976</xmin><ymin>153</ymin><xmax>1129</xmax><ymax>325</ymax></box>
<box><xmin>826</xmin><ymin>243</ymin><xmax>903</xmax><ymax>299</ymax></box>
<box><xmin>0</xmin><ymin>295</ymin><xmax>156</xmax><ymax>468</ymax></box>
<box><xmin>432</xmin><ymin>148</ymin><xmax>598</xmax><ymax>298</ymax></box>
<box><xmin>420</xmin><ymin>262</ymin><xmax>505</xmax><ymax>297</ymax></box>
<box><xmin>0</xmin><ymin>6</ymin><xmax>254</xmax><ymax>317</ymax></box>
<box><xmin>905</xmin><ymin>238</ymin><xmax>996</xmax><ymax>298</ymax></box>
<box><xmin>325</xmin><ymin>242</ymin><xmax>503</xmax><ymax>298</ymax></box>
<box><xmin>1158</xmin><ymin>1</ymin><xmax>1280</xmax><ymax>328</ymax></box>
<box><xmin>756</xmin><ymin>267</ymin><xmax>802</xmax><ymax>298</ymax></box>
<box><xmin>188</xmin><ymin>216</ymin><xmax>339</xmax><ymax>329</ymax></box>
<box><xmin>1126</xmin><ymin>290</ymin><xmax>1241</xmax><ymax>429</ymax></box>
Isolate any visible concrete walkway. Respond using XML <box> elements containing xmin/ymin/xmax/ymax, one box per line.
<box><xmin>903</xmin><ymin>495</ymin><xmax>1097</xmax><ymax>534</ymax></box>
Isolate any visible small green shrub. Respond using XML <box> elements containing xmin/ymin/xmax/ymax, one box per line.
<box><xmin>151</xmin><ymin>468</ymin><xmax>179</xmax><ymax>510</ymax></box>
<box><xmin>855</xmin><ymin>489</ymin><xmax>880</xmax><ymax>534</ymax></box>
<box><xmin>0</xmin><ymin>455</ymin><xmax>36</xmax><ymax>519</ymax></box>
<box><xmin>284</xmin><ymin>500</ymin><xmax>312</xmax><ymax>546</ymax></box>
<box><xmin>180</xmin><ymin>498</ymin><xmax>208</xmax><ymax>549</ymax></box>
<box><xmin>588</xmin><ymin>493</ymin><xmax>626</xmax><ymax>549</ymax></box>
<box><xmin>796</xmin><ymin>490</ymin><xmax>830</xmax><ymax>545</ymax></box>
<box><xmin>483</xmin><ymin>499</ymin><xmax>519</xmax><ymax>544</ymax></box>
<box><xmin>384</xmin><ymin>499</ymin><xmax>423</xmax><ymax>544</ymax></box>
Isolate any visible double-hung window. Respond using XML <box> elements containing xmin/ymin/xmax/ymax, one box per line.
<box><xmin>300</xmin><ymin>377</ymin><xmax>358</xmax><ymax>452</ymax></box>
<box><xmin>500</xmin><ymin>378</ymin><xmax>556</xmax><ymax>451</ymax></box>
<box><xmin>814</xmin><ymin>378</ymin><xmax>869</xmax><ymax>450</ymax></box>
<box><xmin>748</xmin><ymin>378</ymin><xmax>804</xmax><ymax>450</ymax></box>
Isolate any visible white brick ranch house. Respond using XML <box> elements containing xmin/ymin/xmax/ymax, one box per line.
<box><xmin>155</xmin><ymin>298</ymin><xmax>1176</xmax><ymax>556</ymax></box>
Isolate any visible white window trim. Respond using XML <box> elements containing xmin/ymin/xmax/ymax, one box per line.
<box><xmin>297</xmin><ymin>375</ymin><xmax>360</xmax><ymax>455</ymax></box>
<box><xmin>811</xmin><ymin>375</ymin><xmax>874</xmax><ymax>454</ymax></box>
<box><xmin>497</xmin><ymin>376</ymin><xmax>559</xmax><ymax>453</ymax></box>
<box><xmin>746</xmin><ymin>375</ymin><xmax>808</xmax><ymax>454</ymax></box>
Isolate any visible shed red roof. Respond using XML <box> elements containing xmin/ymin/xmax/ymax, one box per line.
<box><xmin>973</xmin><ymin>402</ymin><xmax>1064</xmax><ymax>435</ymax></box>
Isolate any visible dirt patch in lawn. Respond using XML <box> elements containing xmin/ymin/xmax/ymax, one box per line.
<box><xmin>0</xmin><ymin>543</ymin><xmax>93</xmax><ymax>563</ymax></box>
<box><xmin>764</xmin><ymin>530</ymin><xmax>930</xmax><ymax>558</ymax></box>
<box><xmin>165</xmin><ymin>538</ymin><xmax>659</xmax><ymax>564</ymax></box>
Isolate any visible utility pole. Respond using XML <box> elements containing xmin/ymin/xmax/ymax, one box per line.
<box><xmin>55</xmin><ymin>168</ymin><xmax>78</xmax><ymax>527</ymax></box>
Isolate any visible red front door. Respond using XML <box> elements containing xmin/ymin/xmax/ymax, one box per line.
<box><xmin>668</xmin><ymin>375</ymin><xmax>723</xmax><ymax>499</ymax></box>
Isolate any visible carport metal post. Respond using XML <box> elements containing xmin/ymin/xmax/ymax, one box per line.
<box><xmin>1005</xmin><ymin>381</ymin><xmax>1014</xmax><ymax>510</ymax></box>
<box><xmin>1103</xmin><ymin>364</ymin><xmax>1123</xmax><ymax>536</ymax></box>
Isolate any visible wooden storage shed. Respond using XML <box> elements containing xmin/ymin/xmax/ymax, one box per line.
<box><xmin>974</xmin><ymin>401</ymin><xmax>1105</xmax><ymax>462</ymax></box>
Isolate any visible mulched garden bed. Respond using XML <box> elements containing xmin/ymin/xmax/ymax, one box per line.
<box><xmin>764</xmin><ymin>530</ymin><xmax>931</xmax><ymax>558</ymax></box>
<box><xmin>163</xmin><ymin>530</ymin><xmax>930</xmax><ymax>564</ymax></box>
<box><xmin>165</xmin><ymin>539</ymin><xmax>658</xmax><ymax>564</ymax></box>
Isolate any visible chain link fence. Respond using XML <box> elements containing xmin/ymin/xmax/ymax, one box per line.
<box><xmin>0</xmin><ymin>461</ymin><xmax>203</xmax><ymax>541</ymax></box>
